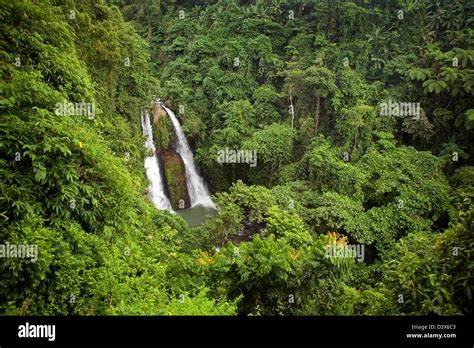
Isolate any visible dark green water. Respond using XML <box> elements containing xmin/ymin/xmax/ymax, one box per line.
<box><xmin>176</xmin><ymin>204</ymin><xmax>217</xmax><ymax>228</ymax></box>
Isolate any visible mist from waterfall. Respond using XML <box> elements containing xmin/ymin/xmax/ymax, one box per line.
<box><xmin>160</xmin><ymin>104</ymin><xmax>215</xmax><ymax>208</ymax></box>
<box><xmin>141</xmin><ymin>110</ymin><xmax>173</xmax><ymax>210</ymax></box>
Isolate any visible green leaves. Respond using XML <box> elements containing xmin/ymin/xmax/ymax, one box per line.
<box><xmin>265</xmin><ymin>205</ymin><xmax>313</xmax><ymax>248</ymax></box>
<box><xmin>377</xmin><ymin>206</ymin><xmax>473</xmax><ymax>316</ymax></box>
<box><xmin>2</xmin><ymin>0</ymin><xmax>472</xmax><ymax>317</ymax></box>
<box><xmin>408</xmin><ymin>68</ymin><xmax>432</xmax><ymax>81</ymax></box>
<box><xmin>464</xmin><ymin>109</ymin><xmax>474</xmax><ymax>130</ymax></box>
<box><xmin>452</xmin><ymin>48</ymin><xmax>474</xmax><ymax>68</ymax></box>
<box><xmin>422</xmin><ymin>79</ymin><xmax>449</xmax><ymax>94</ymax></box>
<box><xmin>243</xmin><ymin>123</ymin><xmax>296</xmax><ymax>184</ymax></box>
<box><xmin>440</xmin><ymin>67</ymin><xmax>459</xmax><ymax>82</ymax></box>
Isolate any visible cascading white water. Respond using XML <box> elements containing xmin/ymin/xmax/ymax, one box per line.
<box><xmin>160</xmin><ymin>103</ymin><xmax>215</xmax><ymax>208</ymax></box>
<box><xmin>141</xmin><ymin>110</ymin><xmax>173</xmax><ymax>210</ymax></box>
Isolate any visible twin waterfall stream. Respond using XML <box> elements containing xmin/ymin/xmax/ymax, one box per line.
<box><xmin>141</xmin><ymin>102</ymin><xmax>215</xmax><ymax>219</ymax></box>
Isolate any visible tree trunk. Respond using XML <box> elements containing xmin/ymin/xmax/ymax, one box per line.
<box><xmin>353</xmin><ymin>128</ymin><xmax>359</xmax><ymax>150</ymax></box>
<box><xmin>289</xmin><ymin>86</ymin><xmax>295</xmax><ymax>128</ymax></box>
<box><xmin>315</xmin><ymin>96</ymin><xmax>320</xmax><ymax>131</ymax></box>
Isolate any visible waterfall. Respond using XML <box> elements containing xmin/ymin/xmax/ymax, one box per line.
<box><xmin>141</xmin><ymin>110</ymin><xmax>173</xmax><ymax>211</ymax></box>
<box><xmin>160</xmin><ymin>103</ymin><xmax>215</xmax><ymax>208</ymax></box>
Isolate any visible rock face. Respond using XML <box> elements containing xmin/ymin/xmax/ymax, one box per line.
<box><xmin>152</xmin><ymin>103</ymin><xmax>167</xmax><ymax>124</ymax></box>
<box><xmin>151</xmin><ymin>103</ymin><xmax>190</xmax><ymax>210</ymax></box>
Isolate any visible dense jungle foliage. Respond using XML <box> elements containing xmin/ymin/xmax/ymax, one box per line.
<box><xmin>0</xmin><ymin>0</ymin><xmax>473</xmax><ymax>315</ymax></box>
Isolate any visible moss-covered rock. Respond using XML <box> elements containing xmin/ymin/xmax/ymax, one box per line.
<box><xmin>162</xmin><ymin>152</ymin><xmax>190</xmax><ymax>209</ymax></box>
<box><xmin>153</xmin><ymin>115</ymin><xmax>173</xmax><ymax>151</ymax></box>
